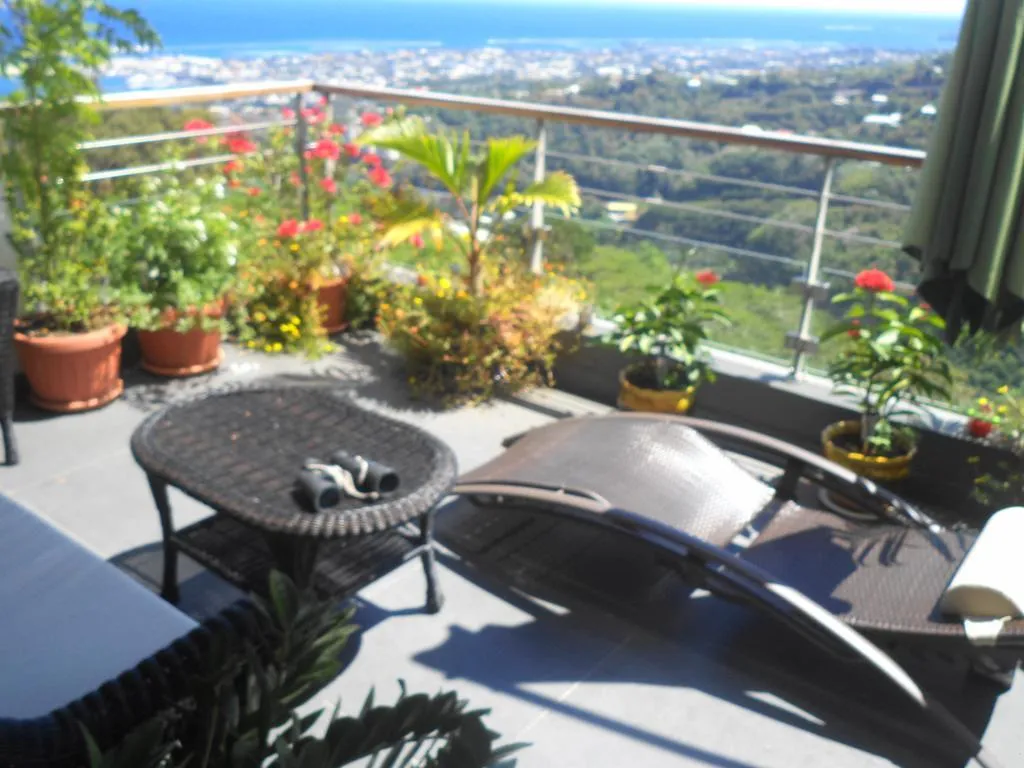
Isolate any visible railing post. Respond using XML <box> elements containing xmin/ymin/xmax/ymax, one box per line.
<box><xmin>528</xmin><ymin>119</ymin><xmax>547</xmax><ymax>274</ymax></box>
<box><xmin>293</xmin><ymin>93</ymin><xmax>310</xmax><ymax>220</ymax></box>
<box><xmin>786</xmin><ymin>156</ymin><xmax>836</xmax><ymax>377</ymax></box>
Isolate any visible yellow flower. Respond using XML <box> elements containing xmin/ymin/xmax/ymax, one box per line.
<box><xmin>258</xmin><ymin>238</ymin><xmax>267</xmax><ymax>246</ymax></box>
<box><xmin>438</xmin><ymin>277</ymin><xmax>451</xmax><ymax>291</ymax></box>
<box><xmin>272</xmin><ymin>342</ymin><xmax>283</xmax><ymax>352</ymax></box>
<box><xmin>290</xmin><ymin>243</ymin><xmax>300</xmax><ymax>253</ymax></box>
<box><xmin>455</xmin><ymin>289</ymin><xmax>467</xmax><ymax>299</ymax></box>
<box><xmin>246</xmin><ymin>340</ymin><xmax>257</xmax><ymax>348</ymax></box>
<box><xmin>978</xmin><ymin>397</ymin><xmax>990</xmax><ymax>406</ymax></box>
<box><xmin>999</xmin><ymin>385</ymin><xmax>1010</xmax><ymax>395</ymax></box>
<box><xmin>289</xmin><ymin>316</ymin><xmax>301</xmax><ymax>325</ymax></box>
<box><xmin>263</xmin><ymin>344</ymin><xmax>274</xmax><ymax>352</ymax></box>
<box><xmin>413</xmin><ymin>297</ymin><xmax>423</xmax><ymax>306</ymax></box>
<box><xmin>254</xmin><ymin>311</ymin><xmax>266</xmax><ymax>322</ymax></box>
<box><xmin>999</xmin><ymin>405</ymin><xmax>1009</xmax><ymax>414</ymax></box>
<box><xmin>337</xmin><ymin>215</ymin><xmax>349</xmax><ymax>225</ymax></box>
<box><xmin>239</xmin><ymin>210</ymin><xmax>248</xmax><ymax>218</ymax></box>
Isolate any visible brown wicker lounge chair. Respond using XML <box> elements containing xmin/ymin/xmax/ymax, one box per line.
<box><xmin>454</xmin><ymin>412</ymin><xmax>1018</xmax><ymax>768</ymax></box>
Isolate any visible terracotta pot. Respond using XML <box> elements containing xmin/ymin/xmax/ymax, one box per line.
<box><xmin>617</xmin><ymin>363</ymin><xmax>697</xmax><ymax>414</ymax></box>
<box><xmin>821</xmin><ymin>419</ymin><xmax>916</xmax><ymax>481</ymax></box>
<box><xmin>316</xmin><ymin>276</ymin><xmax>349</xmax><ymax>334</ymax></box>
<box><xmin>14</xmin><ymin>324</ymin><xmax>126</xmax><ymax>413</ymax></box>
<box><xmin>138</xmin><ymin>303</ymin><xmax>224</xmax><ymax>378</ymax></box>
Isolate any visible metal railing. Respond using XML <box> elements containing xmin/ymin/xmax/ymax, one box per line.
<box><xmin>68</xmin><ymin>78</ymin><xmax>926</xmax><ymax>377</ymax></box>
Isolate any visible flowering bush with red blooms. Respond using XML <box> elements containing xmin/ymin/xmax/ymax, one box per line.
<box><xmin>853</xmin><ymin>267</ymin><xmax>895</xmax><ymax>293</ymax></box>
<box><xmin>824</xmin><ymin>271</ymin><xmax>952</xmax><ymax>456</ymax></box>
<box><xmin>368</xmin><ymin>165</ymin><xmax>392</xmax><ymax>188</ymax></box>
<box><xmin>227</xmin><ymin>136</ymin><xmax>258</xmax><ymax>155</ymax></box>
<box><xmin>378</xmin><ymin>264</ymin><xmax>587</xmax><ymax>404</ymax></box>
<box><xmin>362</xmin><ymin>153</ymin><xmax>381</xmax><ymax>167</ymax></box>
<box><xmin>361</xmin><ymin>112</ymin><xmax>383</xmax><ymax>128</ymax></box>
<box><xmin>694</xmin><ymin>269</ymin><xmax>719</xmax><ymax>287</ymax></box>
<box><xmin>281</xmin><ymin>107</ymin><xmax>295</xmax><ymax>120</ymax></box>
<box><xmin>343</xmin><ymin>142</ymin><xmax>360</xmax><ymax>158</ymax></box>
<box><xmin>328</xmin><ymin>123</ymin><xmax>345</xmax><ymax>136</ymax></box>
<box><xmin>320</xmin><ymin>178</ymin><xmax>337</xmax><ymax>194</ymax></box>
<box><xmin>185</xmin><ymin>119</ymin><xmax>213</xmax><ymax>132</ymax></box>
<box><xmin>313</xmin><ymin>138</ymin><xmax>341</xmax><ymax>161</ymax></box>
<box><xmin>965</xmin><ymin>385</ymin><xmax>1024</xmax><ymax>507</ymax></box>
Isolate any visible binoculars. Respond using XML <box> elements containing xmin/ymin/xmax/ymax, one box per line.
<box><xmin>296</xmin><ymin>450</ymin><xmax>400</xmax><ymax>512</ymax></box>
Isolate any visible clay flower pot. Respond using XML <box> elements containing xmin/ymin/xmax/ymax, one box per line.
<box><xmin>138</xmin><ymin>302</ymin><xmax>224</xmax><ymax>378</ymax></box>
<box><xmin>14</xmin><ymin>324</ymin><xmax>127</xmax><ymax>413</ymax></box>
<box><xmin>316</xmin><ymin>276</ymin><xmax>349</xmax><ymax>334</ymax></box>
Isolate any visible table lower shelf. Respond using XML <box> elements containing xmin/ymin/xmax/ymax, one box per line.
<box><xmin>173</xmin><ymin>514</ymin><xmax>418</xmax><ymax>600</ymax></box>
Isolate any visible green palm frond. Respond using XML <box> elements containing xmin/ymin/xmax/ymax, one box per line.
<box><xmin>357</xmin><ymin>117</ymin><xmax>470</xmax><ymax>198</ymax></box>
<box><xmin>498</xmin><ymin>171</ymin><xmax>581</xmax><ymax>215</ymax></box>
<box><xmin>476</xmin><ymin>135</ymin><xmax>536</xmax><ymax>207</ymax></box>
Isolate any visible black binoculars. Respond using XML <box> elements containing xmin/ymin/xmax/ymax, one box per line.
<box><xmin>296</xmin><ymin>451</ymin><xmax>400</xmax><ymax>512</ymax></box>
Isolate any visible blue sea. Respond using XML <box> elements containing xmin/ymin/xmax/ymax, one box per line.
<box><xmin>130</xmin><ymin>1</ymin><xmax>961</xmax><ymax>57</ymax></box>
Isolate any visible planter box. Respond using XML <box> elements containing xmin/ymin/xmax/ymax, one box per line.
<box><xmin>553</xmin><ymin>334</ymin><xmax>1009</xmax><ymax>527</ymax></box>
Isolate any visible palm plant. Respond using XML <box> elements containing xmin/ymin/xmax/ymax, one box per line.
<box><xmin>356</xmin><ymin>117</ymin><xmax>580</xmax><ymax>295</ymax></box>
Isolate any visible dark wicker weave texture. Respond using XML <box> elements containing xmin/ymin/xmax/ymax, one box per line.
<box><xmin>0</xmin><ymin>602</ymin><xmax>267</xmax><ymax>768</ymax></box>
<box><xmin>131</xmin><ymin>386</ymin><xmax>457</xmax><ymax>537</ymax></box>
<box><xmin>0</xmin><ymin>269</ymin><xmax>18</xmax><ymax>466</ymax></box>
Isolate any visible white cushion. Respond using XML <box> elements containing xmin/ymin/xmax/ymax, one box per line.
<box><xmin>941</xmin><ymin>507</ymin><xmax>1024</xmax><ymax>619</ymax></box>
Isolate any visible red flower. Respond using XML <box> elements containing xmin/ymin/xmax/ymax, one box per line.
<box><xmin>854</xmin><ymin>268</ymin><xmax>894</xmax><ymax>293</ymax></box>
<box><xmin>318</xmin><ymin>94</ymin><xmax>329</xmax><ymax>107</ymax></box>
<box><xmin>289</xmin><ymin>172</ymin><xmax>301</xmax><ymax>187</ymax></box>
<box><xmin>361</xmin><ymin>112</ymin><xmax>383</xmax><ymax>128</ymax></box>
<box><xmin>223</xmin><ymin>159</ymin><xmax>243</xmax><ymax>174</ymax></box>
<box><xmin>328</xmin><ymin>123</ymin><xmax>345</xmax><ymax>135</ymax></box>
<box><xmin>301</xmin><ymin>107</ymin><xmax>325</xmax><ymax>125</ymax></box>
<box><xmin>254</xmin><ymin>214</ymin><xmax>266</xmax><ymax>225</ymax></box>
<box><xmin>303</xmin><ymin>149</ymin><xmax>314</xmax><ymax>160</ymax></box>
<box><xmin>281</xmin><ymin>107</ymin><xmax>295</xmax><ymax>120</ymax></box>
<box><xmin>227</xmin><ymin>136</ymin><xmax>257</xmax><ymax>155</ymax></box>
<box><xmin>247</xmin><ymin>187</ymin><xmax>262</xmax><ymax>197</ymax></box>
<box><xmin>695</xmin><ymin>269</ymin><xmax>720</xmax><ymax>286</ymax></box>
<box><xmin>416</xmin><ymin>274</ymin><xmax>429</xmax><ymax>287</ymax></box>
<box><xmin>302</xmin><ymin>219</ymin><xmax>324</xmax><ymax>233</ymax></box>
<box><xmin>343</xmin><ymin>142</ymin><xmax>360</xmax><ymax>158</ymax></box>
<box><xmin>362</xmin><ymin>153</ymin><xmax>382</xmax><ymax>167</ymax></box>
<box><xmin>348</xmin><ymin>212</ymin><xmax>363</xmax><ymax>226</ymax></box>
<box><xmin>312</xmin><ymin>138</ymin><xmax>340</xmax><ymax>160</ymax></box>
<box><xmin>410</xmin><ymin>232</ymin><xmax>425</xmax><ymax>249</ymax></box>
<box><xmin>968</xmin><ymin>418</ymin><xmax>994</xmax><ymax>439</ymax></box>
<box><xmin>184</xmin><ymin>118</ymin><xmax>213</xmax><ymax>132</ymax></box>
<box><xmin>847</xmin><ymin>319</ymin><xmax>862</xmax><ymax>339</ymax></box>
<box><xmin>277</xmin><ymin>219</ymin><xmax>301</xmax><ymax>238</ymax></box>
<box><xmin>228</xmin><ymin>178</ymin><xmax>241</xmax><ymax>189</ymax></box>
<box><xmin>320</xmin><ymin>178</ymin><xmax>337</xmax><ymax>194</ymax></box>
<box><xmin>368</xmin><ymin>165</ymin><xmax>392</xmax><ymax>188</ymax></box>
<box><xmin>920</xmin><ymin>302</ymin><xmax>932</xmax><ymax>312</ymax></box>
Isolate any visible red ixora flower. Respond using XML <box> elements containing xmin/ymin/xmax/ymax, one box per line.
<box><xmin>368</xmin><ymin>165</ymin><xmax>392</xmax><ymax>188</ymax></box>
<box><xmin>328</xmin><ymin>123</ymin><xmax>345</xmax><ymax>135</ymax></box>
<box><xmin>223</xmin><ymin>159</ymin><xmax>243</xmax><ymax>174</ymax></box>
<box><xmin>247</xmin><ymin>187</ymin><xmax>262</xmax><ymax>197</ymax></box>
<box><xmin>348</xmin><ymin>212</ymin><xmax>363</xmax><ymax>226</ymax></box>
<box><xmin>301</xmin><ymin>107</ymin><xmax>325</xmax><ymax>125</ymax></box>
<box><xmin>281</xmin><ymin>107</ymin><xmax>295</xmax><ymax>120</ymax></box>
<box><xmin>694</xmin><ymin>269</ymin><xmax>720</xmax><ymax>286</ymax></box>
<box><xmin>361</xmin><ymin>112</ymin><xmax>383</xmax><ymax>128</ymax></box>
<box><xmin>313</xmin><ymin>138</ymin><xmax>340</xmax><ymax>161</ymax></box>
<box><xmin>968</xmin><ymin>418</ymin><xmax>994</xmax><ymax>439</ymax></box>
<box><xmin>343</xmin><ymin>142</ymin><xmax>360</xmax><ymax>158</ymax></box>
<box><xmin>277</xmin><ymin>219</ymin><xmax>301</xmax><ymax>238</ymax></box>
<box><xmin>362</xmin><ymin>152</ymin><xmax>382</xmax><ymax>167</ymax></box>
<box><xmin>320</xmin><ymin>178</ymin><xmax>337</xmax><ymax>194</ymax></box>
<box><xmin>410</xmin><ymin>232</ymin><xmax>425</xmax><ymax>249</ymax></box>
<box><xmin>184</xmin><ymin>118</ymin><xmax>214</xmax><ymax>144</ymax></box>
<box><xmin>227</xmin><ymin>136</ymin><xmax>258</xmax><ymax>155</ymax></box>
<box><xmin>854</xmin><ymin>268</ymin><xmax>895</xmax><ymax>293</ymax></box>
<box><xmin>301</xmin><ymin>219</ymin><xmax>324</xmax><ymax>233</ymax></box>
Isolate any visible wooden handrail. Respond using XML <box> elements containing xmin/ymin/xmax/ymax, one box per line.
<box><xmin>97</xmin><ymin>79</ymin><xmax>315</xmax><ymax>110</ymax></box>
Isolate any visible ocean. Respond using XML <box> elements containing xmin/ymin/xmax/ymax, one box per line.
<box><xmin>131</xmin><ymin>1</ymin><xmax>962</xmax><ymax>57</ymax></box>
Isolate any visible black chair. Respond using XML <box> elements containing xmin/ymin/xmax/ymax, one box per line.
<box><xmin>0</xmin><ymin>268</ymin><xmax>17</xmax><ymax>466</ymax></box>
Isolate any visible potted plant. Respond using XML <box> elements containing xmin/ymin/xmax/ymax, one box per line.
<box><xmin>822</xmin><ymin>268</ymin><xmax>953</xmax><ymax>481</ymax></box>
<box><xmin>1</xmin><ymin>0</ymin><xmax>157</xmax><ymax>411</ymax></box>
<box><xmin>606</xmin><ymin>269</ymin><xmax>729</xmax><ymax>413</ymax></box>
<box><xmin>120</xmin><ymin>176</ymin><xmax>239</xmax><ymax>377</ymax></box>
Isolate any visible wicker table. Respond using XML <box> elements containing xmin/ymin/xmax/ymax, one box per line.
<box><xmin>131</xmin><ymin>385</ymin><xmax>457</xmax><ymax>612</ymax></box>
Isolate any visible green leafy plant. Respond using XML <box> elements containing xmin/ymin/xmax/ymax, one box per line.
<box><xmin>0</xmin><ymin>0</ymin><xmax>158</xmax><ymax>331</ymax></box>
<box><xmin>87</xmin><ymin>571</ymin><xmax>523</xmax><ymax>768</ymax></box>
<box><xmin>118</xmin><ymin>175</ymin><xmax>240</xmax><ymax>332</ymax></box>
<box><xmin>357</xmin><ymin>117</ymin><xmax>581</xmax><ymax>295</ymax></box>
<box><xmin>606</xmin><ymin>269</ymin><xmax>730</xmax><ymax>391</ymax></box>
<box><xmin>823</xmin><ymin>268</ymin><xmax>953</xmax><ymax>456</ymax></box>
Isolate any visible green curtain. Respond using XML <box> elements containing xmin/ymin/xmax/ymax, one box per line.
<box><xmin>905</xmin><ymin>0</ymin><xmax>1024</xmax><ymax>337</ymax></box>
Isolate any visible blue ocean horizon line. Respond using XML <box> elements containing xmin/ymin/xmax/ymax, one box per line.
<box><xmin>133</xmin><ymin>3</ymin><xmax>961</xmax><ymax>58</ymax></box>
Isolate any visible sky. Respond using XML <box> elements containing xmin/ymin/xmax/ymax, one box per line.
<box><xmin>499</xmin><ymin>0</ymin><xmax>966</xmax><ymax>15</ymax></box>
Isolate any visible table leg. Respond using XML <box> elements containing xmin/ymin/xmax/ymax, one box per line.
<box><xmin>419</xmin><ymin>511</ymin><xmax>444</xmax><ymax>614</ymax></box>
<box><xmin>147</xmin><ymin>475</ymin><xmax>179</xmax><ymax>604</ymax></box>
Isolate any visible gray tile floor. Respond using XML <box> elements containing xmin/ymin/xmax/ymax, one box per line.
<box><xmin>3</xmin><ymin>335</ymin><xmax>1022</xmax><ymax>768</ymax></box>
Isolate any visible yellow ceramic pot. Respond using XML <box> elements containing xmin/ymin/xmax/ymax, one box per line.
<box><xmin>821</xmin><ymin>420</ymin><xmax>916</xmax><ymax>481</ymax></box>
<box><xmin>617</xmin><ymin>364</ymin><xmax>697</xmax><ymax>414</ymax></box>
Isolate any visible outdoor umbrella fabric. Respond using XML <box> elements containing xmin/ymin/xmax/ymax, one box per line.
<box><xmin>904</xmin><ymin>0</ymin><xmax>1024</xmax><ymax>338</ymax></box>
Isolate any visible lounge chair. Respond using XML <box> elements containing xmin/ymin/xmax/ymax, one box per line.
<box><xmin>453</xmin><ymin>412</ymin><xmax>1021</xmax><ymax>768</ymax></box>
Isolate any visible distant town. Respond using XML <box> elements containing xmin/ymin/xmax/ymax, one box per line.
<box><xmin>106</xmin><ymin>42</ymin><xmax>940</xmax><ymax>96</ymax></box>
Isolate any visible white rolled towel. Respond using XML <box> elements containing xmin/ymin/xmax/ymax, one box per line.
<box><xmin>941</xmin><ymin>506</ymin><xmax>1024</xmax><ymax>620</ymax></box>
